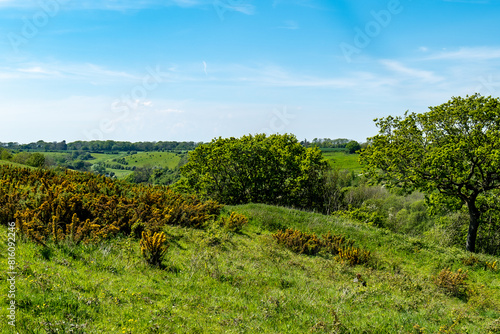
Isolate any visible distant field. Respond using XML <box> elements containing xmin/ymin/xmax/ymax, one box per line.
<box><xmin>93</xmin><ymin>151</ymin><xmax>183</xmax><ymax>179</ymax></box>
<box><xmin>121</xmin><ymin>152</ymin><xmax>181</xmax><ymax>169</ymax></box>
<box><xmin>11</xmin><ymin>151</ymin><xmax>186</xmax><ymax>179</ymax></box>
<box><xmin>322</xmin><ymin>151</ymin><xmax>362</xmax><ymax>172</ymax></box>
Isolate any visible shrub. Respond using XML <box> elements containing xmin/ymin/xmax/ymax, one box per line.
<box><xmin>461</xmin><ymin>255</ymin><xmax>498</xmax><ymax>272</ymax></box>
<box><xmin>336</xmin><ymin>246</ymin><xmax>371</xmax><ymax>266</ymax></box>
<box><xmin>1</xmin><ymin>166</ymin><xmax>222</xmax><ymax>244</ymax></box>
<box><xmin>461</xmin><ymin>254</ymin><xmax>480</xmax><ymax>267</ymax></box>
<box><xmin>131</xmin><ymin>220</ymin><xmax>146</xmax><ymax>238</ymax></box>
<box><xmin>272</xmin><ymin>229</ymin><xmax>322</xmax><ymax>255</ymax></box>
<box><xmin>140</xmin><ymin>231</ymin><xmax>169</xmax><ymax>266</ymax></box>
<box><xmin>272</xmin><ymin>229</ymin><xmax>370</xmax><ymax>265</ymax></box>
<box><xmin>321</xmin><ymin>231</ymin><xmax>354</xmax><ymax>255</ymax></box>
<box><xmin>486</xmin><ymin>260</ymin><xmax>498</xmax><ymax>272</ymax></box>
<box><xmin>221</xmin><ymin>212</ymin><xmax>248</xmax><ymax>233</ymax></box>
<box><xmin>434</xmin><ymin>268</ymin><xmax>469</xmax><ymax>298</ymax></box>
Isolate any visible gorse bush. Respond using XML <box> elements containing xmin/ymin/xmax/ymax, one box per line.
<box><xmin>461</xmin><ymin>254</ymin><xmax>498</xmax><ymax>272</ymax></box>
<box><xmin>272</xmin><ymin>229</ymin><xmax>323</xmax><ymax>255</ymax></box>
<box><xmin>272</xmin><ymin>228</ymin><xmax>371</xmax><ymax>265</ymax></box>
<box><xmin>221</xmin><ymin>212</ymin><xmax>248</xmax><ymax>233</ymax></box>
<box><xmin>336</xmin><ymin>246</ymin><xmax>371</xmax><ymax>266</ymax></box>
<box><xmin>320</xmin><ymin>231</ymin><xmax>354</xmax><ymax>255</ymax></box>
<box><xmin>0</xmin><ymin>165</ymin><xmax>222</xmax><ymax>244</ymax></box>
<box><xmin>140</xmin><ymin>231</ymin><xmax>169</xmax><ymax>266</ymax></box>
<box><xmin>434</xmin><ymin>268</ymin><xmax>469</xmax><ymax>298</ymax></box>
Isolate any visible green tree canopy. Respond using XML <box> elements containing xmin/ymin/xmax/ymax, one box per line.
<box><xmin>27</xmin><ymin>152</ymin><xmax>46</xmax><ymax>168</ymax></box>
<box><xmin>181</xmin><ymin>133</ymin><xmax>329</xmax><ymax>210</ymax></box>
<box><xmin>346</xmin><ymin>140</ymin><xmax>361</xmax><ymax>154</ymax></box>
<box><xmin>360</xmin><ymin>94</ymin><xmax>500</xmax><ymax>252</ymax></box>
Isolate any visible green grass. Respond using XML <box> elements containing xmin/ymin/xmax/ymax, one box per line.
<box><xmin>33</xmin><ymin>151</ymin><xmax>184</xmax><ymax>180</ymax></box>
<box><xmin>0</xmin><ymin>160</ymin><xmax>31</xmax><ymax>168</ymax></box>
<box><xmin>323</xmin><ymin>152</ymin><xmax>362</xmax><ymax>172</ymax></box>
<box><xmin>121</xmin><ymin>152</ymin><xmax>181</xmax><ymax>169</ymax></box>
<box><xmin>2</xmin><ymin>204</ymin><xmax>499</xmax><ymax>333</ymax></box>
<box><xmin>3</xmin><ymin>151</ymin><xmax>183</xmax><ymax>180</ymax></box>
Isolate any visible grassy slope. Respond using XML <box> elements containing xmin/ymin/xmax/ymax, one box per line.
<box><xmin>2</xmin><ymin>204</ymin><xmax>499</xmax><ymax>333</ymax></box>
<box><xmin>33</xmin><ymin>151</ymin><xmax>183</xmax><ymax>179</ymax></box>
<box><xmin>97</xmin><ymin>152</ymin><xmax>181</xmax><ymax>179</ymax></box>
<box><xmin>120</xmin><ymin>152</ymin><xmax>181</xmax><ymax>169</ymax></box>
<box><xmin>322</xmin><ymin>152</ymin><xmax>362</xmax><ymax>173</ymax></box>
<box><xmin>0</xmin><ymin>160</ymin><xmax>32</xmax><ymax>168</ymax></box>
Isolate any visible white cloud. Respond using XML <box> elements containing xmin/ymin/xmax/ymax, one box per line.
<box><xmin>202</xmin><ymin>61</ymin><xmax>207</xmax><ymax>75</ymax></box>
<box><xmin>425</xmin><ymin>47</ymin><xmax>500</xmax><ymax>61</ymax></box>
<box><xmin>0</xmin><ymin>0</ymin><xmax>256</xmax><ymax>13</ymax></box>
<box><xmin>157</xmin><ymin>108</ymin><xmax>185</xmax><ymax>113</ymax></box>
<box><xmin>380</xmin><ymin>59</ymin><xmax>444</xmax><ymax>83</ymax></box>
<box><xmin>0</xmin><ymin>62</ymin><xmax>140</xmax><ymax>82</ymax></box>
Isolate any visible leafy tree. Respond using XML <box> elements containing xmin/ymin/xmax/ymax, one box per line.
<box><xmin>181</xmin><ymin>134</ymin><xmax>329</xmax><ymax>211</ymax></box>
<box><xmin>360</xmin><ymin>94</ymin><xmax>500</xmax><ymax>252</ymax></box>
<box><xmin>125</xmin><ymin>165</ymin><xmax>154</xmax><ymax>184</ymax></box>
<box><xmin>27</xmin><ymin>152</ymin><xmax>46</xmax><ymax>168</ymax></box>
<box><xmin>0</xmin><ymin>148</ymin><xmax>12</xmax><ymax>160</ymax></box>
<box><xmin>346</xmin><ymin>140</ymin><xmax>361</xmax><ymax>154</ymax></box>
<box><xmin>91</xmin><ymin>163</ymin><xmax>107</xmax><ymax>175</ymax></box>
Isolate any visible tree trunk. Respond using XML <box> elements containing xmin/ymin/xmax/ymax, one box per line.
<box><xmin>466</xmin><ymin>200</ymin><xmax>481</xmax><ymax>253</ymax></box>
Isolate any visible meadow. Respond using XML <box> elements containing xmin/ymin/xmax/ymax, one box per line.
<box><xmin>1</xmin><ymin>203</ymin><xmax>499</xmax><ymax>333</ymax></box>
<box><xmin>26</xmin><ymin>151</ymin><xmax>184</xmax><ymax>180</ymax></box>
<box><xmin>92</xmin><ymin>151</ymin><xmax>182</xmax><ymax>179</ymax></box>
<box><xmin>322</xmin><ymin>151</ymin><xmax>362</xmax><ymax>173</ymax></box>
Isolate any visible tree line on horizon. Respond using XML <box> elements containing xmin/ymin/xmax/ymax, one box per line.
<box><xmin>0</xmin><ymin>140</ymin><xmax>201</xmax><ymax>152</ymax></box>
<box><xmin>1</xmin><ymin>138</ymin><xmax>363</xmax><ymax>153</ymax></box>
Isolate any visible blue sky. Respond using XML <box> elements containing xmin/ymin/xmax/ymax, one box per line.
<box><xmin>1</xmin><ymin>0</ymin><xmax>500</xmax><ymax>143</ymax></box>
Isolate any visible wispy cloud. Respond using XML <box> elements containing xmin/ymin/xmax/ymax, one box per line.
<box><xmin>157</xmin><ymin>108</ymin><xmax>185</xmax><ymax>113</ymax></box>
<box><xmin>380</xmin><ymin>60</ymin><xmax>444</xmax><ymax>83</ymax></box>
<box><xmin>0</xmin><ymin>0</ymin><xmax>222</xmax><ymax>10</ymax></box>
<box><xmin>1</xmin><ymin>62</ymin><xmax>140</xmax><ymax>82</ymax></box>
<box><xmin>424</xmin><ymin>47</ymin><xmax>500</xmax><ymax>61</ymax></box>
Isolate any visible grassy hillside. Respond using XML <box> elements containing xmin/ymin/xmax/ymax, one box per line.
<box><xmin>2</xmin><ymin>203</ymin><xmax>499</xmax><ymax>333</ymax></box>
<box><xmin>121</xmin><ymin>152</ymin><xmax>181</xmax><ymax>169</ymax></box>
<box><xmin>92</xmin><ymin>152</ymin><xmax>182</xmax><ymax>179</ymax></box>
<box><xmin>0</xmin><ymin>160</ymin><xmax>32</xmax><ymax>168</ymax></box>
<box><xmin>322</xmin><ymin>151</ymin><xmax>362</xmax><ymax>173</ymax></box>
<box><xmin>34</xmin><ymin>151</ymin><xmax>183</xmax><ymax>180</ymax></box>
